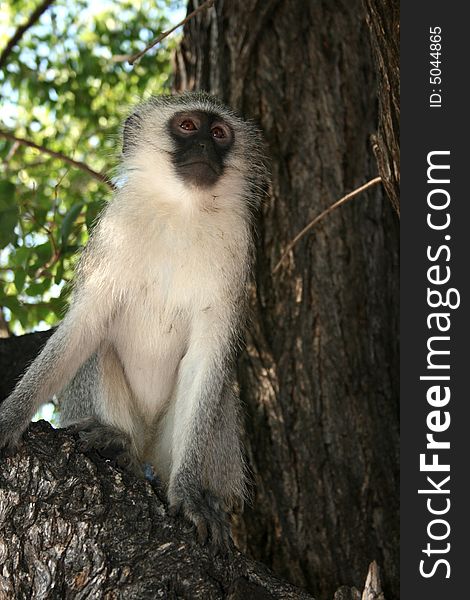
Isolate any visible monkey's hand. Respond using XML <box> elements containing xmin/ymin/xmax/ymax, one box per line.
<box><xmin>168</xmin><ymin>477</ymin><xmax>233</xmax><ymax>553</ymax></box>
<box><xmin>67</xmin><ymin>419</ymin><xmax>143</xmax><ymax>475</ymax></box>
<box><xmin>0</xmin><ymin>390</ymin><xmax>34</xmax><ymax>452</ymax></box>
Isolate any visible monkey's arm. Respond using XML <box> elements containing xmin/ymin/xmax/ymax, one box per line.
<box><xmin>0</xmin><ymin>283</ymin><xmax>113</xmax><ymax>450</ymax></box>
<box><xmin>168</xmin><ymin>311</ymin><xmax>245</xmax><ymax>547</ymax></box>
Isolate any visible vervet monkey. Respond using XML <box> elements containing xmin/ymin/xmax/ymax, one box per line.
<box><xmin>0</xmin><ymin>92</ymin><xmax>268</xmax><ymax>547</ymax></box>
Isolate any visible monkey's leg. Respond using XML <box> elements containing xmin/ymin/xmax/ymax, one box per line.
<box><xmin>0</xmin><ymin>293</ymin><xmax>112</xmax><ymax>450</ymax></box>
<box><xmin>168</xmin><ymin>383</ymin><xmax>245</xmax><ymax>549</ymax></box>
<box><xmin>168</xmin><ymin>326</ymin><xmax>245</xmax><ymax>549</ymax></box>
<box><xmin>60</xmin><ymin>347</ymin><xmax>143</xmax><ymax>475</ymax></box>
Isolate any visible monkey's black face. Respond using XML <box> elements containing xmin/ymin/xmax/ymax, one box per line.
<box><xmin>168</xmin><ymin>111</ymin><xmax>234</xmax><ymax>188</ymax></box>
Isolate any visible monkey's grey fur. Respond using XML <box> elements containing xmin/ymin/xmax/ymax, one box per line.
<box><xmin>0</xmin><ymin>92</ymin><xmax>268</xmax><ymax>547</ymax></box>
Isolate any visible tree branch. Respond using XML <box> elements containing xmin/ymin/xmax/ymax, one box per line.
<box><xmin>113</xmin><ymin>0</ymin><xmax>215</xmax><ymax>65</ymax></box>
<box><xmin>0</xmin><ymin>417</ymin><xmax>387</xmax><ymax>599</ymax></box>
<box><xmin>273</xmin><ymin>177</ymin><xmax>382</xmax><ymax>274</ymax></box>
<box><xmin>0</xmin><ymin>421</ymin><xmax>314</xmax><ymax>599</ymax></box>
<box><xmin>0</xmin><ymin>129</ymin><xmax>114</xmax><ymax>189</ymax></box>
<box><xmin>0</xmin><ymin>0</ymin><xmax>55</xmax><ymax>70</ymax></box>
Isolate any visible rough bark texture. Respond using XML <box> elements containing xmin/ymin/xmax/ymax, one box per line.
<box><xmin>0</xmin><ymin>421</ymin><xmax>384</xmax><ymax>599</ymax></box>
<box><xmin>175</xmin><ymin>1</ymin><xmax>399</xmax><ymax>599</ymax></box>
<box><xmin>363</xmin><ymin>0</ymin><xmax>400</xmax><ymax>214</ymax></box>
<box><xmin>0</xmin><ymin>421</ymin><xmax>312</xmax><ymax>600</ymax></box>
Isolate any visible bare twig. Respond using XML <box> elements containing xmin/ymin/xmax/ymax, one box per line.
<box><xmin>273</xmin><ymin>177</ymin><xmax>382</xmax><ymax>274</ymax></box>
<box><xmin>0</xmin><ymin>0</ymin><xmax>55</xmax><ymax>70</ymax></box>
<box><xmin>0</xmin><ymin>129</ymin><xmax>114</xmax><ymax>189</ymax></box>
<box><xmin>114</xmin><ymin>0</ymin><xmax>215</xmax><ymax>65</ymax></box>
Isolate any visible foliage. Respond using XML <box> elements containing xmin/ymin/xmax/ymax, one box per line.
<box><xmin>0</xmin><ymin>0</ymin><xmax>181</xmax><ymax>332</ymax></box>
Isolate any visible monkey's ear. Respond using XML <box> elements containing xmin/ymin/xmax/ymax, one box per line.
<box><xmin>122</xmin><ymin>113</ymin><xmax>143</xmax><ymax>156</ymax></box>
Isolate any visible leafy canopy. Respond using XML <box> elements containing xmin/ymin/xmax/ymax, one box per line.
<box><xmin>0</xmin><ymin>0</ymin><xmax>181</xmax><ymax>332</ymax></box>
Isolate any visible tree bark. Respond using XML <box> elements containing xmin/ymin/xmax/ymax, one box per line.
<box><xmin>0</xmin><ymin>421</ymin><xmax>384</xmax><ymax>599</ymax></box>
<box><xmin>363</xmin><ymin>0</ymin><xmax>400</xmax><ymax>214</ymax></box>
<box><xmin>175</xmin><ymin>1</ymin><xmax>399</xmax><ymax>599</ymax></box>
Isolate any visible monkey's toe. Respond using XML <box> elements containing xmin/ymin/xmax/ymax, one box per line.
<box><xmin>169</xmin><ymin>486</ymin><xmax>233</xmax><ymax>552</ymax></box>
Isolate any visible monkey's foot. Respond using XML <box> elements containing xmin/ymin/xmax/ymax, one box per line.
<box><xmin>168</xmin><ymin>482</ymin><xmax>233</xmax><ymax>552</ymax></box>
<box><xmin>66</xmin><ymin>419</ymin><xmax>142</xmax><ymax>475</ymax></box>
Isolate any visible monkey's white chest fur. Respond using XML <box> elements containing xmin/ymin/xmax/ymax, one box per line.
<box><xmin>111</xmin><ymin>296</ymin><xmax>188</xmax><ymax>422</ymax></box>
<box><xmin>93</xmin><ymin>190</ymin><xmax>249</xmax><ymax>462</ymax></box>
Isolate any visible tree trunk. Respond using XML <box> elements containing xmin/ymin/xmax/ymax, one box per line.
<box><xmin>175</xmin><ymin>1</ymin><xmax>399</xmax><ymax>599</ymax></box>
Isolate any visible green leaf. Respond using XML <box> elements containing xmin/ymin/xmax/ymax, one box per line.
<box><xmin>60</xmin><ymin>203</ymin><xmax>84</xmax><ymax>248</ymax></box>
<box><xmin>32</xmin><ymin>241</ymin><xmax>53</xmax><ymax>261</ymax></box>
<box><xmin>86</xmin><ymin>200</ymin><xmax>104</xmax><ymax>233</ymax></box>
<box><xmin>0</xmin><ymin>181</ymin><xmax>15</xmax><ymax>207</ymax></box>
<box><xmin>36</xmin><ymin>303</ymin><xmax>53</xmax><ymax>321</ymax></box>
<box><xmin>25</xmin><ymin>279</ymin><xmax>52</xmax><ymax>297</ymax></box>
<box><xmin>54</xmin><ymin>261</ymin><xmax>65</xmax><ymax>285</ymax></box>
<box><xmin>14</xmin><ymin>268</ymin><xmax>27</xmax><ymax>294</ymax></box>
<box><xmin>32</xmin><ymin>207</ymin><xmax>48</xmax><ymax>227</ymax></box>
<box><xmin>0</xmin><ymin>181</ymin><xmax>18</xmax><ymax>247</ymax></box>
<box><xmin>1</xmin><ymin>294</ymin><xmax>25</xmax><ymax>317</ymax></box>
<box><xmin>9</xmin><ymin>246</ymin><xmax>31</xmax><ymax>268</ymax></box>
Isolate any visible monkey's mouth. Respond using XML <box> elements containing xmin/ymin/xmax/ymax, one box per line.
<box><xmin>176</xmin><ymin>159</ymin><xmax>223</xmax><ymax>188</ymax></box>
<box><xmin>179</xmin><ymin>160</ymin><xmax>220</xmax><ymax>175</ymax></box>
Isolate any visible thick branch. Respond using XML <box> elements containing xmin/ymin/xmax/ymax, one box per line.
<box><xmin>0</xmin><ymin>0</ymin><xmax>55</xmax><ymax>70</ymax></box>
<box><xmin>0</xmin><ymin>129</ymin><xmax>114</xmax><ymax>189</ymax></box>
<box><xmin>0</xmin><ymin>329</ymin><xmax>54</xmax><ymax>401</ymax></box>
<box><xmin>0</xmin><ymin>418</ymin><xmax>386</xmax><ymax>599</ymax></box>
<box><xmin>0</xmin><ymin>421</ymin><xmax>313</xmax><ymax>599</ymax></box>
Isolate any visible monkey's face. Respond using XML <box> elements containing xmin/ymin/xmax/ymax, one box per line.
<box><xmin>168</xmin><ymin>111</ymin><xmax>234</xmax><ymax>188</ymax></box>
<box><xmin>120</xmin><ymin>93</ymin><xmax>268</xmax><ymax>208</ymax></box>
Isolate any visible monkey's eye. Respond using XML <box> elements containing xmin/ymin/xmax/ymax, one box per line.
<box><xmin>211</xmin><ymin>123</ymin><xmax>232</xmax><ymax>144</ymax></box>
<box><xmin>179</xmin><ymin>119</ymin><xmax>197</xmax><ymax>131</ymax></box>
<box><xmin>211</xmin><ymin>125</ymin><xmax>228</xmax><ymax>139</ymax></box>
